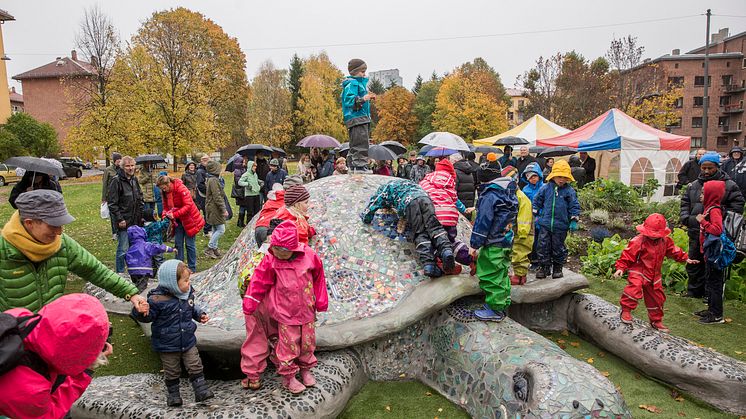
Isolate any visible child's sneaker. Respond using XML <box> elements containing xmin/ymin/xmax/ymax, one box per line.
<box><xmin>551</xmin><ymin>264</ymin><xmax>563</xmax><ymax>279</ymax></box>
<box><xmin>282</xmin><ymin>375</ymin><xmax>306</xmax><ymax>394</ymax></box>
<box><xmin>441</xmin><ymin>249</ymin><xmax>455</xmax><ymax>272</ymax></box>
<box><xmin>423</xmin><ymin>264</ymin><xmax>444</xmax><ymax>278</ymax></box>
<box><xmin>620</xmin><ymin>310</ymin><xmax>633</xmax><ymax>324</ymax></box>
<box><xmin>300</xmin><ymin>369</ymin><xmax>316</xmax><ymax>387</ymax></box>
<box><xmin>698</xmin><ymin>313</ymin><xmax>725</xmax><ymax>325</ymax></box>
<box><xmin>535</xmin><ymin>266</ymin><xmax>548</xmax><ymax>279</ymax></box>
<box><xmin>240</xmin><ymin>377</ymin><xmax>262</xmax><ymax>390</ymax></box>
<box><xmin>650</xmin><ymin>321</ymin><xmax>670</xmax><ymax>333</ymax></box>
<box><xmin>474</xmin><ymin>305</ymin><xmax>507</xmax><ymax>322</ymax></box>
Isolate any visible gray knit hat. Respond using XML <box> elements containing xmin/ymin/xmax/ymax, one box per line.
<box><xmin>348</xmin><ymin>59</ymin><xmax>367</xmax><ymax>75</ymax></box>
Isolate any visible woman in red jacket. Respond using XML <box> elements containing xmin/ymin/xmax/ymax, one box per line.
<box><xmin>157</xmin><ymin>175</ymin><xmax>205</xmax><ymax>272</ymax></box>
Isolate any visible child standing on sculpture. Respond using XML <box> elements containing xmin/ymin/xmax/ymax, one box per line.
<box><xmin>243</xmin><ymin>221</ymin><xmax>328</xmax><ymax>394</ymax></box>
<box><xmin>361</xmin><ymin>178</ymin><xmax>455</xmax><ymax>278</ymax></box>
<box><xmin>419</xmin><ymin>158</ymin><xmax>474</xmax><ymax>274</ymax></box>
<box><xmin>499</xmin><ymin>166</ymin><xmax>533</xmax><ymax>286</ymax></box>
<box><xmin>132</xmin><ymin>259</ymin><xmax>213</xmax><ymax>406</ymax></box>
<box><xmin>471</xmin><ymin>165</ymin><xmax>519</xmax><ymax>322</ymax></box>
<box><xmin>341</xmin><ymin>58</ymin><xmax>376</xmax><ymax>172</ymax></box>
<box><xmin>532</xmin><ymin>160</ymin><xmax>580</xmax><ymax>279</ymax></box>
<box><xmin>614</xmin><ymin>213</ymin><xmax>697</xmax><ymax>332</ymax></box>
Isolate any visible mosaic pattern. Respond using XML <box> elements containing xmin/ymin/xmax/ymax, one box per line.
<box><xmin>73</xmin><ymin>350</ymin><xmax>366</xmax><ymax>419</ymax></box>
<box><xmin>357</xmin><ymin>297</ymin><xmax>631</xmax><ymax>419</ymax></box>
<box><xmin>192</xmin><ymin>174</ymin><xmax>472</xmax><ymax>332</ymax></box>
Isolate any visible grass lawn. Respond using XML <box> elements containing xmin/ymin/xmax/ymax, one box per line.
<box><xmin>0</xmin><ymin>176</ymin><xmax>742</xmax><ymax>418</ymax></box>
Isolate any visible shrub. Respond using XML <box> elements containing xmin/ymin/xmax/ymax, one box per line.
<box><xmin>578</xmin><ymin>179</ymin><xmax>642</xmax><ymax>213</ymax></box>
<box><xmin>581</xmin><ymin>234</ymin><xmax>627</xmax><ymax>279</ymax></box>
<box><xmin>607</xmin><ymin>216</ymin><xmax>628</xmax><ymax>231</ymax></box>
<box><xmin>634</xmin><ymin>198</ymin><xmax>681</xmax><ymax>230</ymax></box>
<box><xmin>566</xmin><ymin>233</ymin><xmax>587</xmax><ymax>256</ymax></box>
<box><xmin>589</xmin><ymin>209</ymin><xmax>610</xmax><ymax>225</ymax></box>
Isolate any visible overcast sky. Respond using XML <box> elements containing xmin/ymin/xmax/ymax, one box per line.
<box><xmin>2</xmin><ymin>1</ymin><xmax>745</xmax><ymax>93</ymax></box>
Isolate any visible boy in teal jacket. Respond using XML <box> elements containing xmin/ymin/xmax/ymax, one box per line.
<box><xmin>341</xmin><ymin>59</ymin><xmax>376</xmax><ymax>172</ymax></box>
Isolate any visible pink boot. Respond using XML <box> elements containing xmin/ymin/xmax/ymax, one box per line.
<box><xmin>282</xmin><ymin>375</ymin><xmax>306</xmax><ymax>394</ymax></box>
<box><xmin>300</xmin><ymin>369</ymin><xmax>316</xmax><ymax>387</ymax></box>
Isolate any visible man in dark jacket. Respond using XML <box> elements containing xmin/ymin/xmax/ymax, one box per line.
<box><xmin>102</xmin><ymin>152</ymin><xmax>122</xmax><ymax>239</ymax></box>
<box><xmin>317</xmin><ymin>150</ymin><xmax>336</xmax><ymax>178</ymax></box>
<box><xmin>721</xmin><ymin>146</ymin><xmax>743</xmax><ymax>179</ymax></box>
<box><xmin>515</xmin><ymin>146</ymin><xmax>537</xmax><ymax>186</ymax></box>
<box><xmin>264</xmin><ymin>159</ymin><xmax>288</xmax><ymax>194</ymax></box>
<box><xmin>108</xmin><ymin>156</ymin><xmax>144</xmax><ymax>274</ymax></box>
<box><xmin>676</xmin><ymin>148</ymin><xmax>706</xmax><ymax>192</ymax></box>
<box><xmin>195</xmin><ymin>154</ymin><xmax>211</xmax><ymax>235</ymax></box>
<box><xmin>579</xmin><ymin>152</ymin><xmax>596</xmax><ymax>183</ymax></box>
<box><xmin>568</xmin><ymin>155</ymin><xmax>587</xmax><ymax>189</ymax></box>
<box><xmin>679</xmin><ymin>152</ymin><xmax>745</xmax><ymax>298</ymax></box>
<box><xmin>453</xmin><ymin>152</ymin><xmax>479</xmax><ymax>208</ymax></box>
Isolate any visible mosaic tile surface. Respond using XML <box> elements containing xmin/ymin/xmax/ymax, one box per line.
<box><xmin>192</xmin><ymin>174</ymin><xmax>473</xmax><ymax>332</ymax></box>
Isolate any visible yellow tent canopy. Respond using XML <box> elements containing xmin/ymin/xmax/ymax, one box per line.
<box><xmin>473</xmin><ymin>115</ymin><xmax>570</xmax><ymax>146</ymax></box>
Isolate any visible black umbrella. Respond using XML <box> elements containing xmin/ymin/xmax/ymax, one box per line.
<box><xmin>538</xmin><ymin>146</ymin><xmax>578</xmax><ymax>158</ymax></box>
<box><xmin>474</xmin><ymin>146</ymin><xmax>503</xmax><ymax>154</ymax></box>
<box><xmin>529</xmin><ymin>146</ymin><xmax>547</xmax><ymax>154</ymax></box>
<box><xmin>236</xmin><ymin>144</ymin><xmax>274</xmax><ymax>158</ymax></box>
<box><xmin>224</xmin><ymin>154</ymin><xmax>242</xmax><ymax>172</ymax></box>
<box><xmin>368</xmin><ymin>145</ymin><xmax>398</xmax><ymax>161</ymax></box>
<box><xmin>5</xmin><ymin>156</ymin><xmax>65</xmax><ymax>178</ymax></box>
<box><xmin>135</xmin><ymin>154</ymin><xmax>166</xmax><ymax>164</ymax></box>
<box><xmin>379</xmin><ymin>141</ymin><xmax>407</xmax><ymax>156</ymax></box>
<box><xmin>270</xmin><ymin>146</ymin><xmax>287</xmax><ymax>157</ymax></box>
<box><xmin>492</xmin><ymin>136</ymin><xmax>529</xmax><ymax>146</ymax></box>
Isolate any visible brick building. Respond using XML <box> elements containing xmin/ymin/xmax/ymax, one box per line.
<box><xmin>636</xmin><ymin>28</ymin><xmax>745</xmax><ymax>152</ymax></box>
<box><xmin>9</xmin><ymin>87</ymin><xmax>23</xmax><ymax>113</ymax></box>
<box><xmin>12</xmin><ymin>50</ymin><xmax>94</xmax><ymax>150</ymax></box>
<box><xmin>506</xmin><ymin>88</ymin><xmax>528</xmax><ymax>127</ymax></box>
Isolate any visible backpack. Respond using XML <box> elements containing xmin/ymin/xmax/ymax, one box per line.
<box><xmin>237</xmin><ymin>250</ymin><xmax>266</xmax><ymax>297</ymax></box>
<box><xmin>0</xmin><ymin>313</ymin><xmax>41</xmax><ymax>376</ymax></box>
<box><xmin>703</xmin><ymin>206</ymin><xmax>738</xmax><ymax>269</ymax></box>
<box><xmin>723</xmin><ymin>210</ymin><xmax>746</xmax><ymax>262</ymax></box>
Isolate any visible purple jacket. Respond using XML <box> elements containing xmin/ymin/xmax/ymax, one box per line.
<box><xmin>126</xmin><ymin>225</ymin><xmax>172</xmax><ymax>276</ymax></box>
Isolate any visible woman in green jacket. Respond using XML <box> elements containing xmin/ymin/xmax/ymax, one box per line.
<box><xmin>237</xmin><ymin>160</ymin><xmax>262</xmax><ymax>226</ymax></box>
<box><xmin>204</xmin><ymin>161</ymin><xmax>228</xmax><ymax>259</ymax></box>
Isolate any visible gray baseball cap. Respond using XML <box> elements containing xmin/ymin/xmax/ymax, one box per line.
<box><xmin>15</xmin><ymin>189</ymin><xmax>75</xmax><ymax>226</ymax></box>
<box><xmin>269</xmin><ymin>159</ymin><xmax>280</xmax><ymax>166</ymax></box>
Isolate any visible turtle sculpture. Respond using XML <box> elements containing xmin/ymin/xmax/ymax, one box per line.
<box><xmin>79</xmin><ymin>175</ymin><xmax>746</xmax><ymax>418</ymax></box>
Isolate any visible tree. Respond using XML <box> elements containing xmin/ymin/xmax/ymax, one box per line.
<box><xmin>606</xmin><ymin>35</ymin><xmax>651</xmax><ymax>111</ymax></box>
<box><xmin>118</xmin><ymin>8</ymin><xmax>250</xmax><ymax>170</ymax></box>
<box><xmin>3</xmin><ymin>113</ymin><xmax>59</xmax><ymax>157</ymax></box>
<box><xmin>626</xmin><ymin>87</ymin><xmax>683</xmax><ymax>130</ymax></box>
<box><xmin>432</xmin><ymin>70</ymin><xmax>509</xmax><ymax>141</ymax></box>
<box><xmin>368</xmin><ymin>78</ymin><xmax>385</xmax><ymax>95</ymax></box>
<box><xmin>554</xmin><ymin>52</ymin><xmax>611</xmax><ymax>128</ymax></box>
<box><xmin>413</xmin><ymin>79</ymin><xmax>441</xmax><ymax>140</ymax></box>
<box><xmin>520</xmin><ymin>53</ymin><xmax>562</xmax><ymax>121</ymax></box>
<box><xmin>0</xmin><ymin>130</ymin><xmax>23</xmax><ymax>161</ymax></box>
<box><xmin>67</xmin><ymin>5</ymin><xmax>127</xmax><ymax>163</ymax></box>
<box><xmin>372</xmin><ymin>86</ymin><xmax>418</xmax><ymax>144</ymax></box>
<box><xmin>412</xmin><ymin>74</ymin><xmax>423</xmax><ymax>95</ymax></box>
<box><xmin>295</xmin><ymin>52</ymin><xmax>346</xmax><ymax>141</ymax></box>
<box><xmin>458</xmin><ymin>57</ymin><xmax>507</xmax><ymax>101</ymax></box>
<box><xmin>247</xmin><ymin>60</ymin><xmax>293</xmax><ymax>149</ymax></box>
<box><xmin>288</xmin><ymin>54</ymin><xmax>304</xmax><ymax>143</ymax></box>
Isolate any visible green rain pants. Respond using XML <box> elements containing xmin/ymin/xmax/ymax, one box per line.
<box><xmin>511</xmin><ymin>234</ymin><xmax>534</xmax><ymax>277</ymax></box>
<box><xmin>476</xmin><ymin>246</ymin><xmax>512</xmax><ymax>311</ymax></box>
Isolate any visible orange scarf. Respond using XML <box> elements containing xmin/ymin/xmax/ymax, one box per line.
<box><xmin>1</xmin><ymin>211</ymin><xmax>62</xmax><ymax>262</ymax></box>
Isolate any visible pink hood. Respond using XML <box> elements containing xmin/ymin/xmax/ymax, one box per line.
<box><xmin>10</xmin><ymin>294</ymin><xmax>109</xmax><ymax>376</ymax></box>
<box><xmin>420</xmin><ymin>165</ymin><xmax>460</xmax><ymax>226</ymax></box>
<box><xmin>270</xmin><ymin>220</ymin><xmax>304</xmax><ymax>252</ymax></box>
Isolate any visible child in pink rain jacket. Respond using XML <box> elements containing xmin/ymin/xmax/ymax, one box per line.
<box><xmin>242</xmin><ymin>220</ymin><xmax>328</xmax><ymax>394</ymax></box>
<box><xmin>419</xmin><ymin>158</ymin><xmax>474</xmax><ymax>274</ymax></box>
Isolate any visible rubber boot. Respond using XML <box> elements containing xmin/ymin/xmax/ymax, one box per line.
<box><xmin>282</xmin><ymin>375</ymin><xmax>306</xmax><ymax>394</ymax></box>
<box><xmin>165</xmin><ymin>378</ymin><xmax>182</xmax><ymax>407</ymax></box>
<box><xmin>552</xmin><ymin>264</ymin><xmax>563</xmax><ymax>279</ymax></box>
<box><xmin>535</xmin><ymin>265</ymin><xmax>548</xmax><ymax>279</ymax></box>
<box><xmin>300</xmin><ymin>369</ymin><xmax>316</xmax><ymax>387</ymax></box>
<box><xmin>190</xmin><ymin>373</ymin><xmax>214</xmax><ymax>402</ymax></box>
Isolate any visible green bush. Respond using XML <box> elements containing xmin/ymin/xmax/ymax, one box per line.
<box><xmin>565</xmin><ymin>233</ymin><xmax>587</xmax><ymax>256</ymax></box>
<box><xmin>581</xmin><ymin>234</ymin><xmax>627</xmax><ymax>279</ymax></box>
<box><xmin>577</xmin><ymin>179</ymin><xmax>642</xmax><ymax>213</ymax></box>
<box><xmin>589</xmin><ymin>209</ymin><xmax>610</xmax><ymax>225</ymax></box>
<box><xmin>634</xmin><ymin>198</ymin><xmax>681</xmax><ymax>230</ymax></box>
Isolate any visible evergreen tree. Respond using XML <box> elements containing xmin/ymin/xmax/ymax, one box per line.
<box><xmin>288</xmin><ymin>54</ymin><xmax>304</xmax><ymax>142</ymax></box>
<box><xmin>368</xmin><ymin>78</ymin><xmax>385</xmax><ymax>95</ymax></box>
<box><xmin>412</xmin><ymin>74</ymin><xmax>423</xmax><ymax>95</ymax></box>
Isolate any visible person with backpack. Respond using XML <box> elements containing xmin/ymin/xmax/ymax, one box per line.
<box><xmin>695</xmin><ymin>181</ymin><xmax>729</xmax><ymax>324</ymax></box>
<box><xmin>679</xmin><ymin>152</ymin><xmax>744</xmax><ymax>300</ymax></box>
<box><xmin>0</xmin><ymin>294</ymin><xmax>113</xmax><ymax>419</ymax></box>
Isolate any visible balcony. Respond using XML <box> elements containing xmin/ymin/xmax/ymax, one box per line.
<box><xmin>725</xmin><ymin>83</ymin><xmax>746</xmax><ymax>94</ymax></box>
<box><xmin>720</xmin><ymin>125</ymin><xmax>743</xmax><ymax>134</ymax></box>
<box><xmin>723</xmin><ymin>103</ymin><xmax>744</xmax><ymax>114</ymax></box>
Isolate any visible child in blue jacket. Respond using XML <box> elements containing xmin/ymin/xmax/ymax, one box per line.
<box><xmin>341</xmin><ymin>58</ymin><xmax>376</xmax><ymax>172</ymax></box>
<box><xmin>532</xmin><ymin>160</ymin><xmax>580</xmax><ymax>279</ymax></box>
<box><xmin>132</xmin><ymin>259</ymin><xmax>213</xmax><ymax>406</ymax></box>
<box><xmin>470</xmin><ymin>165</ymin><xmax>519</xmax><ymax>322</ymax></box>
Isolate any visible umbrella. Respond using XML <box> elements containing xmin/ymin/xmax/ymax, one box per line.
<box><xmin>135</xmin><ymin>154</ymin><xmax>166</xmax><ymax>164</ymax></box>
<box><xmin>224</xmin><ymin>154</ymin><xmax>243</xmax><ymax>172</ymax></box>
<box><xmin>529</xmin><ymin>146</ymin><xmax>547</xmax><ymax>154</ymax></box>
<box><xmin>492</xmin><ymin>136</ymin><xmax>529</xmax><ymax>146</ymax></box>
<box><xmin>270</xmin><ymin>146</ymin><xmax>287</xmax><ymax>156</ymax></box>
<box><xmin>5</xmin><ymin>156</ymin><xmax>65</xmax><ymax>178</ymax></box>
<box><xmin>297</xmin><ymin>134</ymin><xmax>341</xmax><ymax>148</ymax></box>
<box><xmin>425</xmin><ymin>147</ymin><xmax>458</xmax><ymax>157</ymax></box>
<box><xmin>368</xmin><ymin>145</ymin><xmax>398</xmax><ymax>161</ymax></box>
<box><xmin>379</xmin><ymin>140</ymin><xmax>407</xmax><ymax>156</ymax></box>
<box><xmin>474</xmin><ymin>146</ymin><xmax>503</xmax><ymax>154</ymax></box>
<box><xmin>236</xmin><ymin>144</ymin><xmax>274</xmax><ymax>158</ymax></box>
<box><xmin>336</xmin><ymin>142</ymin><xmax>350</xmax><ymax>152</ymax></box>
<box><xmin>538</xmin><ymin>146</ymin><xmax>578</xmax><ymax>158</ymax></box>
<box><xmin>418</xmin><ymin>145</ymin><xmax>434</xmax><ymax>155</ymax></box>
<box><xmin>419</xmin><ymin>132</ymin><xmax>470</xmax><ymax>151</ymax></box>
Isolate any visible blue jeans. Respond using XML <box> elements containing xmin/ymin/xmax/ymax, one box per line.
<box><xmin>174</xmin><ymin>223</ymin><xmax>197</xmax><ymax>271</ymax></box>
<box><xmin>115</xmin><ymin>229</ymin><xmax>129</xmax><ymax>273</ymax></box>
<box><xmin>208</xmin><ymin>224</ymin><xmax>225</xmax><ymax>250</ymax></box>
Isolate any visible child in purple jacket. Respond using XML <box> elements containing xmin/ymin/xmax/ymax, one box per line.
<box><xmin>126</xmin><ymin>225</ymin><xmax>175</xmax><ymax>292</ymax></box>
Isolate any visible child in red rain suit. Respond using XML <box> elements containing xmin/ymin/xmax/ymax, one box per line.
<box><xmin>242</xmin><ymin>220</ymin><xmax>328</xmax><ymax>394</ymax></box>
<box><xmin>614</xmin><ymin>213</ymin><xmax>698</xmax><ymax>333</ymax></box>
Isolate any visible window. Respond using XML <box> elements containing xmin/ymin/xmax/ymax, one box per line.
<box><xmin>667</xmin><ymin>117</ymin><xmax>682</xmax><ymax>128</ymax></box>
<box><xmin>664</xmin><ymin>158</ymin><xmax>682</xmax><ymax>196</ymax></box>
<box><xmin>630</xmin><ymin>157</ymin><xmax>655</xmax><ymax>187</ymax></box>
<box><xmin>692</xmin><ymin>117</ymin><xmax>703</xmax><ymax>128</ymax></box>
<box><xmin>694</xmin><ymin>76</ymin><xmax>711</xmax><ymax>86</ymax></box>
<box><xmin>507</xmin><ymin>111</ymin><xmax>514</xmax><ymax>121</ymax></box>
<box><xmin>723</xmin><ymin>75</ymin><xmax>733</xmax><ymax>86</ymax></box>
<box><xmin>727</xmin><ymin>61</ymin><xmax>731</xmax><ymax>67</ymax></box>
<box><xmin>720</xmin><ymin>96</ymin><xmax>731</xmax><ymax>107</ymax></box>
<box><xmin>668</xmin><ymin>76</ymin><xmax>684</xmax><ymax>86</ymax></box>
<box><xmin>719</xmin><ymin>116</ymin><xmax>729</xmax><ymax>127</ymax></box>
<box><xmin>518</xmin><ymin>99</ymin><xmax>525</xmax><ymax>107</ymax></box>
<box><xmin>717</xmin><ymin>137</ymin><xmax>729</xmax><ymax>147</ymax></box>
<box><xmin>743</xmin><ymin>58</ymin><xmax>746</xmax><ymax>68</ymax></box>
<box><xmin>693</xmin><ymin>96</ymin><xmax>704</xmax><ymax>107</ymax></box>
<box><xmin>674</xmin><ymin>97</ymin><xmax>683</xmax><ymax>108</ymax></box>
<box><xmin>691</xmin><ymin>137</ymin><xmax>703</xmax><ymax>148</ymax></box>
<box><xmin>675</xmin><ymin>63</ymin><xmax>679</xmax><ymax>69</ymax></box>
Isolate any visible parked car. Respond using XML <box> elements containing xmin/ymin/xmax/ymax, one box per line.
<box><xmin>58</xmin><ymin>159</ymin><xmax>83</xmax><ymax>178</ymax></box>
<box><xmin>0</xmin><ymin>163</ymin><xmax>20</xmax><ymax>186</ymax></box>
<box><xmin>58</xmin><ymin>156</ymin><xmax>87</xmax><ymax>168</ymax></box>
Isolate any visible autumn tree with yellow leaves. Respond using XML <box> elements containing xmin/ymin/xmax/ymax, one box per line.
<box><xmin>295</xmin><ymin>52</ymin><xmax>346</xmax><ymax>141</ymax></box>
<box><xmin>433</xmin><ymin>58</ymin><xmax>509</xmax><ymax>141</ymax></box>
<box><xmin>626</xmin><ymin>87</ymin><xmax>683</xmax><ymax>130</ymax></box>
<box><xmin>372</xmin><ymin>86</ymin><xmax>418</xmax><ymax>144</ymax></box>
<box><xmin>246</xmin><ymin>61</ymin><xmax>293</xmax><ymax>149</ymax></box>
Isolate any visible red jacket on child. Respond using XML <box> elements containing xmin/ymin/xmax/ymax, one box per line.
<box><xmin>699</xmin><ymin>180</ymin><xmax>725</xmax><ymax>252</ymax></box>
<box><xmin>615</xmin><ymin>235</ymin><xmax>688</xmax><ymax>282</ymax></box>
<box><xmin>256</xmin><ymin>189</ymin><xmax>285</xmax><ymax>229</ymax></box>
